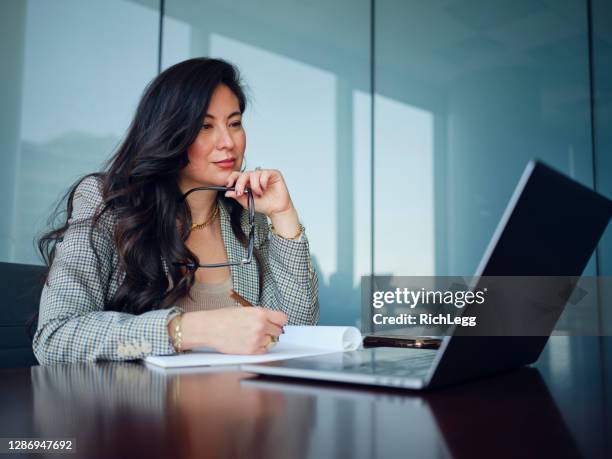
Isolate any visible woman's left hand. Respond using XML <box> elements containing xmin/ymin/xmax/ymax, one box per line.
<box><xmin>224</xmin><ymin>168</ymin><xmax>293</xmax><ymax>218</ymax></box>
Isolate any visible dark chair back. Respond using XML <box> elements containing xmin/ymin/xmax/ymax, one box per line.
<box><xmin>0</xmin><ymin>261</ymin><xmax>47</xmax><ymax>368</ymax></box>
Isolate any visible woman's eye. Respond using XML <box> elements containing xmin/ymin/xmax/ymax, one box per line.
<box><xmin>230</xmin><ymin>121</ymin><xmax>242</xmax><ymax>128</ymax></box>
<box><xmin>201</xmin><ymin>124</ymin><xmax>213</xmax><ymax>130</ymax></box>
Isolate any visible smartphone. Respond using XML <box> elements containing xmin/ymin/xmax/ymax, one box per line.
<box><xmin>363</xmin><ymin>335</ymin><xmax>442</xmax><ymax>350</ymax></box>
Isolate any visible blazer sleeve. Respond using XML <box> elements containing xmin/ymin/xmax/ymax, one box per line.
<box><xmin>33</xmin><ymin>177</ymin><xmax>182</xmax><ymax>365</ymax></box>
<box><xmin>256</xmin><ymin>214</ymin><xmax>320</xmax><ymax>325</ymax></box>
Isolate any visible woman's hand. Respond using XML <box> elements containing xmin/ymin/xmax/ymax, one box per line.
<box><xmin>224</xmin><ymin>169</ymin><xmax>301</xmax><ymax>239</ymax></box>
<box><xmin>224</xmin><ymin>168</ymin><xmax>292</xmax><ymax>216</ymax></box>
<box><xmin>177</xmin><ymin>307</ymin><xmax>288</xmax><ymax>355</ymax></box>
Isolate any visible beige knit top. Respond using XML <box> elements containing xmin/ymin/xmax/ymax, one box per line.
<box><xmin>174</xmin><ymin>277</ymin><xmax>242</xmax><ymax>313</ymax></box>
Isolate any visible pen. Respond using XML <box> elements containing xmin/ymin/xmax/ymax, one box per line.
<box><xmin>230</xmin><ymin>290</ymin><xmax>254</xmax><ymax>307</ymax></box>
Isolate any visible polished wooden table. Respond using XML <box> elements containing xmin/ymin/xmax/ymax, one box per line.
<box><xmin>1</xmin><ymin>337</ymin><xmax>610</xmax><ymax>459</ymax></box>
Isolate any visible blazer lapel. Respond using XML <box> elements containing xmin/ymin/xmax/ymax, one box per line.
<box><xmin>218</xmin><ymin>199</ymin><xmax>260</xmax><ymax>305</ymax></box>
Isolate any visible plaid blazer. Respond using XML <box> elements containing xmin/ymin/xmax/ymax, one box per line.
<box><xmin>33</xmin><ymin>177</ymin><xmax>319</xmax><ymax>365</ymax></box>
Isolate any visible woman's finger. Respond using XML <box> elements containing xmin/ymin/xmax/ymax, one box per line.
<box><xmin>225</xmin><ymin>171</ymin><xmax>241</xmax><ymax>187</ymax></box>
<box><xmin>260</xmin><ymin>170</ymin><xmax>270</xmax><ymax>190</ymax></box>
<box><xmin>235</xmin><ymin>172</ymin><xmax>251</xmax><ymax>195</ymax></box>
<box><xmin>262</xmin><ymin>321</ymin><xmax>283</xmax><ymax>338</ymax></box>
<box><xmin>249</xmin><ymin>170</ymin><xmax>263</xmax><ymax>196</ymax></box>
<box><xmin>263</xmin><ymin>309</ymin><xmax>289</xmax><ymax>327</ymax></box>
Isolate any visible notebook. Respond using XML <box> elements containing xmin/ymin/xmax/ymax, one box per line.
<box><xmin>143</xmin><ymin>326</ymin><xmax>362</xmax><ymax>369</ymax></box>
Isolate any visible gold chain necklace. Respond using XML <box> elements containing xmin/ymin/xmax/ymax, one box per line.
<box><xmin>190</xmin><ymin>203</ymin><xmax>219</xmax><ymax>231</ymax></box>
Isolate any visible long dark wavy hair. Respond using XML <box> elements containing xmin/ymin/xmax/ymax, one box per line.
<box><xmin>38</xmin><ymin>57</ymin><xmax>259</xmax><ymax>314</ymax></box>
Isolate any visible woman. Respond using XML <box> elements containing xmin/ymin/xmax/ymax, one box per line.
<box><xmin>33</xmin><ymin>58</ymin><xmax>319</xmax><ymax>365</ymax></box>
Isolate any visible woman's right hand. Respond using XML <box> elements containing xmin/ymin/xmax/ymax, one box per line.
<box><xmin>176</xmin><ymin>307</ymin><xmax>288</xmax><ymax>355</ymax></box>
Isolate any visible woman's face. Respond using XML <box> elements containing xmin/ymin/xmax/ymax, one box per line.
<box><xmin>179</xmin><ymin>83</ymin><xmax>246</xmax><ymax>189</ymax></box>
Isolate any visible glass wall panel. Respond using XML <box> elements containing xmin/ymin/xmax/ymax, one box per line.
<box><xmin>592</xmin><ymin>0</ymin><xmax>612</xmax><ymax>437</ymax></box>
<box><xmin>592</xmin><ymin>0</ymin><xmax>612</xmax><ymax>335</ymax></box>
<box><xmin>375</xmin><ymin>0</ymin><xmax>595</xmax><ymax>278</ymax></box>
<box><xmin>162</xmin><ymin>0</ymin><xmax>371</xmax><ymax>326</ymax></box>
<box><xmin>374</xmin><ymin>4</ymin><xmax>605</xmax><ymax>449</ymax></box>
<box><xmin>0</xmin><ymin>0</ymin><xmax>161</xmax><ymax>265</ymax></box>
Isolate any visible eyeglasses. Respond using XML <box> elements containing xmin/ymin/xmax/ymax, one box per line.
<box><xmin>173</xmin><ymin>186</ymin><xmax>254</xmax><ymax>270</ymax></box>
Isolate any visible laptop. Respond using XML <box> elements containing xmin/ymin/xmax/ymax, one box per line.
<box><xmin>242</xmin><ymin>160</ymin><xmax>612</xmax><ymax>389</ymax></box>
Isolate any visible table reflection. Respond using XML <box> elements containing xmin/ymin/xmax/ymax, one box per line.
<box><xmin>30</xmin><ymin>363</ymin><xmax>314</xmax><ymax>459</ymax></box>
<box><xmin>26</xmin><ymin>361</ymin><xmax>584</xmax><ymax>459</ymax></box>
<box><xmin>243</xmin><ymin>368</ymin><xmax>582</xmax><ymax>459</ymax></box>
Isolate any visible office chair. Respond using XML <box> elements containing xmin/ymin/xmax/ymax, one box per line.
<box><xmin>0</xmin><ymin>261</ymin><xmax>46</xmax><ymax>368</ymax></box>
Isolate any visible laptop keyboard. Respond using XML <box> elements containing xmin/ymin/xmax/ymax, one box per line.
<box><xmin>345</xmin><ymin>350</ymin><xmax>437</xmax><ymax>378</ymax></box>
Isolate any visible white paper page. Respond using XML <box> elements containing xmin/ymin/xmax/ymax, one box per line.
<box><xmin>144</xmin><ymin>326</ymin><xmax>362</xmax><ymax>369</ymax></box>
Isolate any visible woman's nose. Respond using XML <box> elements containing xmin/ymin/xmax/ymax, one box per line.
<box><xmin>216</xmin><ymin>128</ymin><xmax>235</xmax><ymax>150</ymax></box>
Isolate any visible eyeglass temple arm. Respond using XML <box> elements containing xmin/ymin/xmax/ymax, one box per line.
<box><xmin>179</xmin><ymin>186</ymin><xmax>251</xmax><ymax>201</ymax></box>
<box><xmin>172</xmin><ymin>259</ymin><xmax>251</xmax><ymax>269</ymax></box>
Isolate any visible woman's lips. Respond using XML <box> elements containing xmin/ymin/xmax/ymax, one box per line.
<box><xmin>214</xmin><ymin>159</ymin><xmax>236</xmax><ymax>169</ymax></box>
